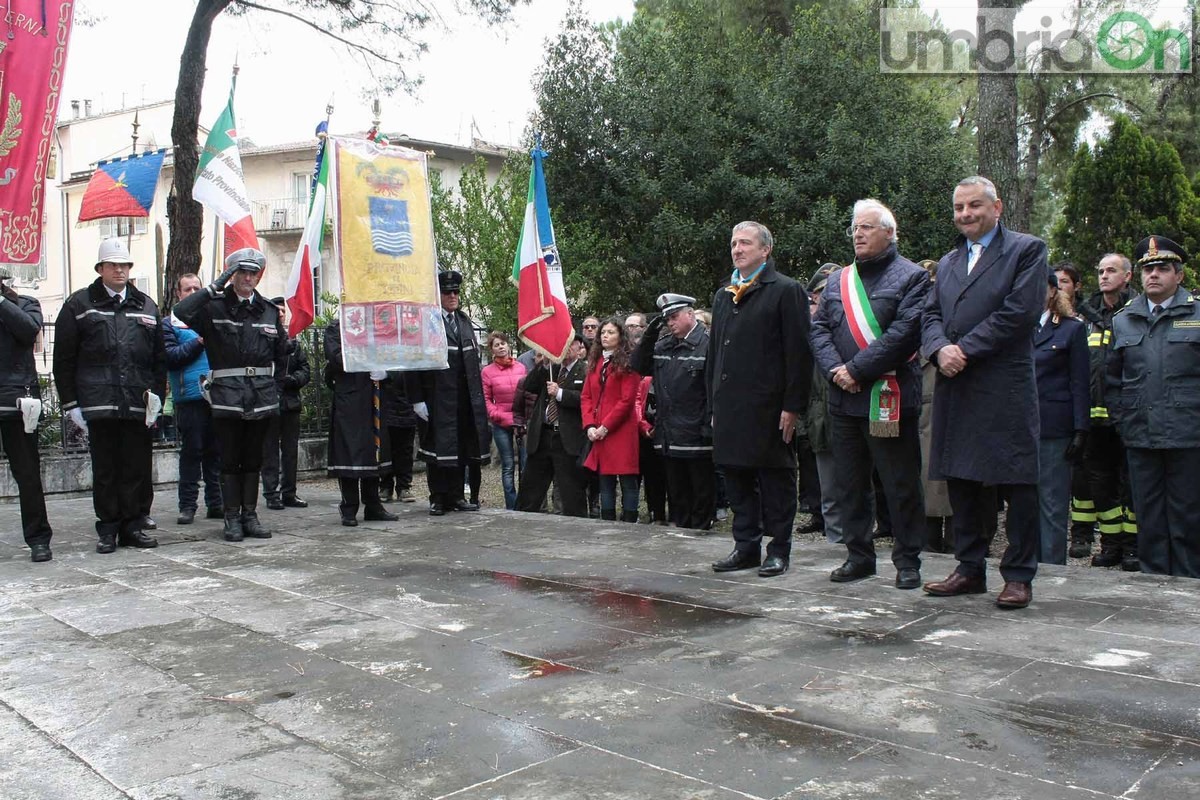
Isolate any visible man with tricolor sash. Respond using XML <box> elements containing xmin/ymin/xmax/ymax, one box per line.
<box><xmin>810</xmin><ymin>200</ymin><xmax>930</xmax><ymax>590</ymax></box>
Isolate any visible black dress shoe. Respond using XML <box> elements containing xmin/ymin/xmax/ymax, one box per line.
<box><xmin>119</xmin><ymin>530</ymin><xmax>159</xmax><ymax>548</ymax></box>
<box><xmin>96</xmin><ymin>534</ymin><xmax>117</xmax><ymax>554</ymax></box>
<box><xmin>895</xmin><ymin>567</ymin><xmax>922</xmax><ymax>590</ymax></box>
<box><xmin>341</xmin><ymin>516</ymin><xmax>359</xmax><ymax>527</ymax></box>
<box><xmin>177</xmin><ymin>508</ymin><xmax>196</xmax><ymax>525</ymax></box>
<box><xmin>429</xmin><ymin>503</ymin><xmax>445</xmax><ymax>517</ymax></box>
<box><xmin>30</xmin><ymin>543</ymin><xmax>52</xmax><ymax>562</ymax></box>
<box><xmin>206</xmin><ymin>506</ymin><xmax>225</xmax><ymax>520</ymax></box>
<box><xmin>758</xmin><ymin>555</ymin><xmax>789</xmax><ymax>577</ymax></box>
<box><xmin>364</xmin><ymin>507</ymin><xmax>399</xmax><ymax>522</ymax></box>
<box><xmin>452</xmin><ymin>499</ymin><xmax>480</xmax><ymax>512</ymax></box>
<box><xmin>140</xmin><ymin>515</ymin><xmax>157</xmax><ymax>531</ymax></box>
<box><xmin>266</xmin><ymin>497</ymin><xmax>285</xmax><ymax>510</ymax></box>
<box><xmin>283</xmin><ymin>496</ymin><xmax>308</xmax><ymax>508</ymax></box>
<box><xmin>830</xmin><ymin>560</ymin><xmax>876</xmax><ymax>582</ymax></box>
<box><xmin>712</xmin><ymin>549</ymin><xmax>761</xmax><ymax>572</ymax></box>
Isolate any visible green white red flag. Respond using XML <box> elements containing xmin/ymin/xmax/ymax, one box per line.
<box><xmin>511</xmin><ymin>145</ymin><xmax>572</xmax><ymax>362</ymax></box>
<box><xmin>283</xmin><ymin>128</ymin><xmax>328</xmax><ymax>337</ymax></box>
<box><xmin>193</xmin><ymin>80</ymin><xmax>259</xmax><ymax>257</ymax></box>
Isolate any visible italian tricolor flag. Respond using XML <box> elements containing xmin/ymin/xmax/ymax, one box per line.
<box><xmin>511</xmin><ymin>147</ymin><xmax>572</xmax><ymax>362</ymax></box>
<box><xmin>283</xmin><ymin>139</ymin><xmax>327</xmax><ymax>337</ymax></box>
<box><xmin>193</xmin><ymin>80</ymin><xmax>259</xmax><ymax>259</ymax></box>
<box><xmin>841</xmin><ymin>263</ymin><xmax>902</xmax><ymax>437</ymax></box>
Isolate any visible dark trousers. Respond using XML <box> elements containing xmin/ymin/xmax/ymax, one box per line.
<box><xmin>723</xmin><ymin>464</ymin><xmax>797</xmax><ymax>559</ymax></box>
<box><xmin>0</xmin><ymin>418</ymin><xmax>52</xmax><ymax>546</ymax></box>
<box><xmin>948</xmin><ymin>479</ymin><xmax>1038</xmax><ymax>583</ymax></box>
<box><xmin>339</xmin><ymin>476</ymin><xmax>383</xmax><ymax>518</ymax></box>
<box><xmin>87</xmin><ymin>419</ymin><xmax>153</xmax><ymax>536</ymax></box>
<box><xmin>1126</xmin><ymin>447</ymin><xmax>1200</xmax><ymax>578</ymax></box>
<box><xmin>797</xmin><ymin>435</ymin><xmax>821</xmax><ymax>517</ymax></box>
<box><xmin>381</xmin><ymin>425</ymin><xmax>416</xmax><ymax>494</ymax></box>
<box><xmin>427</xmin><ymin>462</ymin><xmax>466</xmax><ymax>507</ymax></box>
<box><xmin>516</xmin><ymin>429</ymin><xmax>588</xmax><ymax>517</ymax></box>
<box><xmin>1084</xmin><ymin>425</ymin><xmax>1133</xmax><ymax>540</ymax></box>
<box><xmin>215</xmin><ymin>417</ymin><xmax>269</xmax><ymax>475</ymax></box>
<box><xmin>639</xmin><ymin>439</ymin><xmax>667</xmax><ymax>522</ymax></box>
<box><xmin>664</xmin><ymin>456</ymin><xmax>716</xmax><ymax>530</ymax></box>
<box><xmin>261</xmin><ymin>410</ymin><xmax>301</xmax><ymax>501</ymax></box>
<box><xmin>830</xmin><ymin>413</ymin><xmax>924</xmax><ymax>570</ymax></box>
<box><xmin>176</xmin><ymin>400</ymin><xmax>221</xmax><ymax>512</ymax></box>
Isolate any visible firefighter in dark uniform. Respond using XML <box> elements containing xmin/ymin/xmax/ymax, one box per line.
<box><xmin>1106</xmin><ymin>236</ymin><xmax>1200</xmax><ymax>578</ymax></box>
<box><xmin>408</xmin><ymin>270</ymin><xmax>491</xmax><ymax>515</ymax></box>
<box><xmin>1076</xmin><ymin>253</ymin><xmax>1138</xmax><ymax>567</ymax></box>
<box><xmin>53</xmin><ymin>238</ymin><xmax>166</xmax><ymax>553</ymax></box>
<box><xmin>262</xmin><ymin>296</ymin><xmax>311</xmax><ymax>510</ymax></box>
<box><xmin>632</xmin><ymin>292</ymin><xmax>715</xmax><ymax>529</ymax></box>
<box><xmin>0</xmin><ymin>269</ymin><xmax>54</xmax><ymax>562</ymax></box>
<box><xmin>174</xmin><ymin>248</ymin><xmax>288</xmax><ymax>542</ymax></box>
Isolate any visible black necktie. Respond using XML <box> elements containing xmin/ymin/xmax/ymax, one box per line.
<box><xmin>445</xmin><ymin>313</ymin><xmax>459</xmax><ymax>341</ymax></box>
<box><xmin>1152</xmin><ymin>304</ymin><xmax>1163</xmax><ymax>317</ymax></box>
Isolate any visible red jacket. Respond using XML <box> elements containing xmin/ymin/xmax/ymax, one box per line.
<box><xmin>581</xmin><ymin>358</ymin><xmax>640</xmax><ymax>475</ymax></box>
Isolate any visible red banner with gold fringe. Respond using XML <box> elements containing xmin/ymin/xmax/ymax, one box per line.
<box><xmin>0</xmin><ymin>1</ymin><xmax>75</xmax><ymax>265</ymax></box>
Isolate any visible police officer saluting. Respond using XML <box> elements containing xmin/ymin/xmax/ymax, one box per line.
<box><xmin>1106</xmin><ymin>236</ymin><xmax>1200</xmax><ymax>577</ymax></box>
<box><xmin>174</xmin><ymin>248</ymin><xmax>288</xmax><ymax>542</ymax></box>
<box><xmin>54</xmin><ymin>238</ymin><xmax>166</xmax><ymax>553</ymax></box>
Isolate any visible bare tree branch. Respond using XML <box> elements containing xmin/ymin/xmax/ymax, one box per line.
<box><xmin>233</xmin><ymin>0</ymin><xmax>408</xmax><ymax>67</ymax></box>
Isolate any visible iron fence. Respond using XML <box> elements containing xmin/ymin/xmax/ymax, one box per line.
<box><xmin>23</xmin><ymin>323</ymin><xmax>334</xmax><ymax>455</ymax></box>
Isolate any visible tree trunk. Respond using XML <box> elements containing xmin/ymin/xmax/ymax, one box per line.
<box><xmin>976</xmin><ymin>0</ymin><xmax>1025</xmax><ymax>230</ymax></box>
<box><xmin>164</xmin><ymin>0</ymin><xmax>233</xmax><ymax>310</ymax></box>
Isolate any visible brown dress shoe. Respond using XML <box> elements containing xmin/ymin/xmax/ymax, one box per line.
<box><xmin>923</xmin><ymin>572</ymin><xmax>986</xmax><ymax>597</ymax></box>
<box><xmin>996</xmin><ymin>581</ymin><xmax>1032</xmax><ymax>609</ymax></box>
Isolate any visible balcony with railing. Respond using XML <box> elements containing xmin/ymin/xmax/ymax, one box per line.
<box><xmin>251</xmin><ymin>197</ymin><xmax>309</xmax><ymax>235</ymax></box>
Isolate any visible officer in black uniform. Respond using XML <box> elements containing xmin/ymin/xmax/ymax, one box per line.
<box><xmin>261</xmin><ymin>296</ymin><xmax>311</xmax><ymax>510</ymax></box>
<box><xmin>1106</xmin><ymin>236</ymin><xmax>1200</xmax><ymax>577</ymax></box>
<box><xmin>632</xmin><ymin>292</ymin><xmax>715</xmax><ymax>529</ymax></box>
<box><xmin>0</xmin><ymin>269</ymin><xmax>54</xmax><ymax>561</ymax></box>
<box><xmin>54</xmin><ymin>238</ymin><xmax>166</xmax><ymax>553</ymax></box>
<box><xmin>408</xmin><ymin>270</ymin><xmax>491</xmax><ymax>515</ymax></box>
<box><xmin>174</xmin><ymin>248</ymin><xmax>288</xmax><ymax>542</ymax></box>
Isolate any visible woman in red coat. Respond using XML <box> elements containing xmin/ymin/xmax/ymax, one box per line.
<box><xmin>581</xmin><ymin>318</ymin><xmax>641</xmax><ymax>521</ymax></box>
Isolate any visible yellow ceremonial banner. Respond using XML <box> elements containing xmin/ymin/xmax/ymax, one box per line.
<box><xmin>332</xmin><ymin>136</ymin><xmax>439</xmax><ymax>305</ymax></box>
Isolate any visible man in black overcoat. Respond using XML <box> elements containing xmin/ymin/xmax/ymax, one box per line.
<box><xmin>708</xmin><ymin>221</ymin><xmax>812</xmax><ymax>578</ymax></box>
<box><xmin>408</xmin><ymin>270</ymin><xmax>491</xmax><ymax>515</ymax></box>
<box><xmin>921</xmin><ymin>176</ymin><xmax>1047</xmax><ymax>609</ymax></box>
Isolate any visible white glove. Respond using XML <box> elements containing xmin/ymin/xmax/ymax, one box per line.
<box><xmin>144</xmin><ymin>391</ymin><xmax>163</xmax><ymax>428</ymax></box>
<box><xmin>67</xmin><ymin>407</ymin><xmax>87</xmax><ymax>431</ymax></box>
<box><xmin>413</xmin><ymin>401</ymin><xmax>429</xmax><ymax>421</ymax></box>
<box><xmin>369</xmin><ymin>370</ymin><xmax>387</xmax><ymax>381</ymax></box>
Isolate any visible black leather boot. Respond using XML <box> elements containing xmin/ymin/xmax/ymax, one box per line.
<box><xmin>1120</xmin><ymin>532</ymin><xmax>1140</xmax><ymax>572</ymax></box>
<box><xmin>339</xmin><ymin>477</ymin><xmax>360</xmax><ymax>525</ymax></box>
<box><xmin>1091</xmin><ymin>534</ymin><xmax>1122</xmax><ymax>567</ymax></box>
<box><xmin>620</xmin><ymin>509</ymin><xmax>639</xmax><ymax>523</ymax></box>
<box><xmin>363</xmin><ymin>477</ymin><xmax>398</xmax><ymax>521</ymax></box>
<box><xmin>600</xmin><ymin>508</ymin><xmax>617</xmax><ymax>521</ymax></box>
<box><xmin>241</xmin><ymin>473</ymin><xmax>271</xmax><ymax>538</ymax></box>
<box><xmin>222</xmin><ymin>473</ymin><xmax>244</xmax><ymax>542</ymax></box>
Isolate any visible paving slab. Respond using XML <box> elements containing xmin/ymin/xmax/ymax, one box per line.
<box><xmin>4</xmin><ymin>485</ymin><xmax>1200</xmax><ymax>799</ymax></box>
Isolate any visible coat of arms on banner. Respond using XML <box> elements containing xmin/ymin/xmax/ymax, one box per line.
<box><xmin>329</xmin><ymin>136</ymin><xmax>446</xmax><ymax>372</ymax></box>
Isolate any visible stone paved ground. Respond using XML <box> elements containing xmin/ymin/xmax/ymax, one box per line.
<box><xmin>2</xmin><ymin>485</ymin><xmax>1199</xmax><ymax>799</ymax></box>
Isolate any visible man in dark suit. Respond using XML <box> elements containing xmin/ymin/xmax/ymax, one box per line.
<box><xmin>515</xmin><ymin>334</ymin><xmax>589</xmax><ymax>517</ymax></box>
<box><xmin>921</xmin><ymin>176</ymin><xmax>1047</xmax><ymax>609</ymax></box>
<box><xmin>809</xmin><ymin>199</ymin><xmax>930</xmax><ymax>589</ymax></box>
<box><xmin>708</xmin><ymin>221</ymin><xmax>812</xmax><ymax>578</ymax></box>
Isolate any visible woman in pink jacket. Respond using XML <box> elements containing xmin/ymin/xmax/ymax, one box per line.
<box><xmin>481</xmin><ymin>332</ymin><xmax>527</xmax><ymax>509</ymax></box>
<box><xmin>581</xmin><ymin>319</ymin><xmax>641</xmax><ymax>522</ymax></box>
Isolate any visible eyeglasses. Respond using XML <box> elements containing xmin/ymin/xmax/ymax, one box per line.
<box><xmin>582</xmin><ymin>323</ymin><xmax>598</xmax><ymax>330</ymax></box>
<box><xmin>626</xmin><ymin>323</ymin><xmax>644</xmax><ymax>329</ymax></box>
<box><xmin>845</xmin><ymin>223</ymin><xmax>881</xmax><ymax>237</ymax></box>
<box><xmin>441</xmin><ymin>289</ymin><xmax>460</xmax><ymax>295</ymax></box>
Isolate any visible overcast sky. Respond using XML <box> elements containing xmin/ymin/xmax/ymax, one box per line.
<box><xmin>63</xmin><ymin>0</ymin><xmax>636</xmax><ymax>149</ymax></box>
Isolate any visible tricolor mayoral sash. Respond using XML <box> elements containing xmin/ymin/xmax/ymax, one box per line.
<box><xmin>840</xmin><ymin>264</ymin><xmax>901</xmax><ymax>437</ymax></box>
